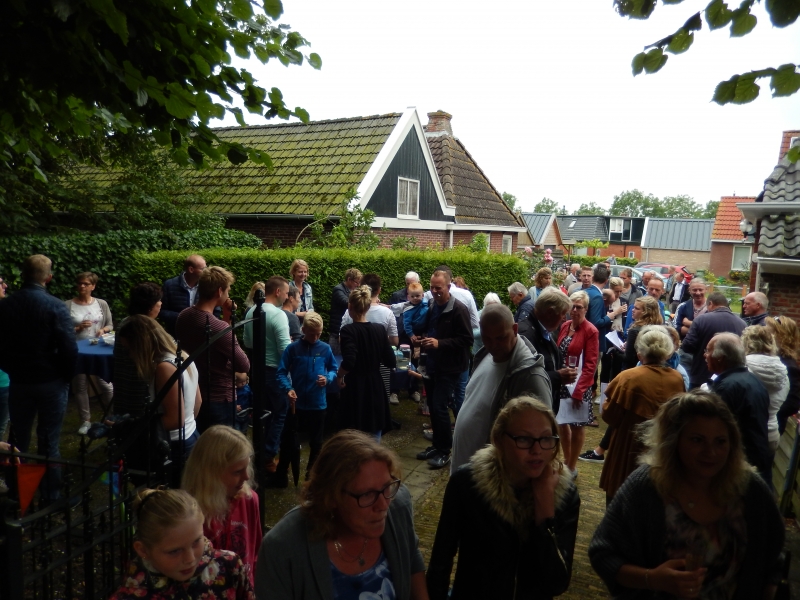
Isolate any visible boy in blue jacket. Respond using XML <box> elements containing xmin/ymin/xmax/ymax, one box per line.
<box><xmin>277</xmin><ymin>311</ymin><xmax>337</xmax><ymax>477</ymax></box>
<box><xmin>402</xmin><ymin>282</ymin><xmax>429</xmax><ymax>340</ymax></box>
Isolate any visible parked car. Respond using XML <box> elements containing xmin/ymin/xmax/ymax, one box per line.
<box><xmin>609</xmin><ymin>265</ymin><xmax>651</xmax><ymax>286</ymax></box>
<box><xmin>635</xmin><ymin>263</ymin><xmax>693</xmax><ymax>283</ymax></box>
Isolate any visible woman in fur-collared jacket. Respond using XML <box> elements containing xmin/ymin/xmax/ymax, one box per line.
<box><xmin>427</xmin><ymin>396</ymin><xmax>580</xmax><ymax>600</ymax></box>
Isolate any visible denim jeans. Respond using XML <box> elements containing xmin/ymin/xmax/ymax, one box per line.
<box><xmin>201</xmin><ymin>401</ymin><xmax>235</xmax><ymax>431</ymax></box>
<box><xmin>263</xmin><ymin>367</ymin><xmax>287</xmax><ymax>458</ymax></box>
<box><xmin>424</xmin><ymin>373</ymin><xmax>459</xmax><ymax>453</ymax></box>
<box><xmin>451</xmin><ymin>369</ymin><xmax>469</xmax><ymax>418</ymax></box>
<box><xmin>8</xmin><ymin>380</ymin><xmax>69</xmax><ymax>500</ymax></box>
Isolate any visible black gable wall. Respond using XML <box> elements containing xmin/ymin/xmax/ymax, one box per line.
<box><xmin>365</xmin><ymin>129</ymin><xmax>452</xmax><ymax>222</ymax></box>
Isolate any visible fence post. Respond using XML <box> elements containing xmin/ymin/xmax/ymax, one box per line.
<box><xmin>250</xmin><ymin>289</ymin><xmax>267</xmax><ymax>528</ymax></box>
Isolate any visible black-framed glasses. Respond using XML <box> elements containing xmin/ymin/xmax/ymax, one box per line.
<box><xmin>345</xmin><ymin>479</ymin><xmax>401</xmax><ymax>508</ymax></box>
<box><xmin>504</xmin><ymin>432</ymin><xmax>559</xmax><ymax>450</ymax></box>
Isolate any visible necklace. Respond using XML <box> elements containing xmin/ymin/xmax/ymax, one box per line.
<box><xmin>333</xmin><ymin>538</ymin><xmax>368</xmax><ymax>567</ymax></box>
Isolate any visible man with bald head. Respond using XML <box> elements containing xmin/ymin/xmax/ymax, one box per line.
<box><xmin>743</xmin><ymin>291</ymin><xmax>769</xmax><ymax>326</ymax></box>
<box><xmin>161</xmin><ymin>254</ymin><xmax>207</xmax><ymax>335</ymax></box>
<box><xmin>707</xmin><ymin>333</ymin><xmax>771</xmax><ymax>483</ymax></box>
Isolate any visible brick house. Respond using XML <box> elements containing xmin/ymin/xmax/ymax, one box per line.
<box><xmin>739</xmin><ymin>130</ymin><xmax>800</xmax><ymax>321</ymax></box>
<box><xmin>187</xmin><ymin>108</ymin><xmax>524</xmax><ymax>251</ymax></box>
<box><xmin>709</xmin><ymin>196</ymin><xmax>757</xmax><ymax>277</ymax></box>
<box><xmin>639</xmin><ymin>218</ymin><xmax>714</xmax><ymax>273</ymax></box>
<box><xmin>556</xmin><ymin>215</ymin><xmax>646</xmax><ymax>260</ymax></box>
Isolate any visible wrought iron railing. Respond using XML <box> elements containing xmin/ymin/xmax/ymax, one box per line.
<box><xmin>0</xmin><ymin>292</ymin><xmax>269</xmax><ymax>600</ymax></box>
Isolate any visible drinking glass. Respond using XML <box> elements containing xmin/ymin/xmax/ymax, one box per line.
<box><xmin>568</xmin><ymin>356</ymin><xmax>577</xmax><ymax>368</ymax></box>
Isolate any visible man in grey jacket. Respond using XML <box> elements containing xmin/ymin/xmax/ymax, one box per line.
<box><xmin>451</xmin><ymin>304</ymin><xmax>552</xmax><ymax>472</ymax></box>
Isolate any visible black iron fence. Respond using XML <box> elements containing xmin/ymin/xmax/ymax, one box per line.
<box><xmin>0</xmin><ymin>293</ymin><xmax>270</xmax><ymax>600</ymax></box>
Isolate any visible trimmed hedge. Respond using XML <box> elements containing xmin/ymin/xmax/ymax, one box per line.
<box><xmin>0</xmin><ymin>229</ymin><xmax>262</xmax><ymax>317</ymax></box>
<box><xmin>567</xmin><ymin>255</ymin><xmax>638</xmax><ymax>268</ymax></box>
<box><xmin>132</xmin><ymin>247</ymin><xmax>529</xmax><ymax>332</ymax></box>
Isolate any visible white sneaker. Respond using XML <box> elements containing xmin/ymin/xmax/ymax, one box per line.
<box><xmin>389</xmin><ymin>393</ymin><xmax>400</xmax><ymax>405</ymax></box>
<box><xmin>77</xmin><ymin>421</ymin><xmax>91</xmax><ymax>436</ymax></box>
<box><xmin>411</xmin><ymin>392</ymin><xmax>421</xmax><ymax>403</ymax></box>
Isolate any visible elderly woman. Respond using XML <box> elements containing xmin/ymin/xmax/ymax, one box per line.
<box><xmin>65</xmin><ymin>271</ymin><xmax>114</xmax><ymax>435</ymax></box>
<box><xmin>590</xmin><ymin>392</ymin><xmax>784</xmax><ymax>599</ymax></box>
<box><xmin>289</xmin><ymin>259</ymin><xmax>314</xmax><ymax>320</ymax></box>
<box><xmin>742</xmin><ymin>325</ymin><xmax>789</xmax><ymax>453</ymax></box>
<box><xmin>557</xmin><ymin>291</ymin><xmax>599</xmax><ymax>475</ymax></box>
<box><xmin>528</xmin><ymin>267</ymin><xmax>553</xmax><ymax>301</ymax></box>
<box><xmin>256</xmin><ymin>430</ymin><xmax>427</xmax><ymax>600</ymax></box>
<box><xmin>623</xmin><ymin>296</ymin><xmax>664</xmax><ymax>370</ymax></box>
<box><xmin>599</xmin><ymin>326</ymin><xmax>685</xmax><ymax>502</ymax></box>
<box><xmin>766</xmin><ymin>316</ymin><xmax>800</xmax><ymax>434</ymax></box>
<box><xmin>428</xmin><ymin>397</ymin><xmax>580</xmax><ymax>600</ymax></box>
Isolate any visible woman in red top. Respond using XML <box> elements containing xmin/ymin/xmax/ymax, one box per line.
<box><xmin>183</xmin><ymin>426</ymin><xmax>261</xmax><ymax>587</ymax></box>
<box><xmin>557</xmin><ymin>291</ymin><xmax>599</xmax><ymax>476</ymax></box>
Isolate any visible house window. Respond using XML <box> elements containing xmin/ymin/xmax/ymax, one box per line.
<box><xmin>397</xmin><ymin>177</ymin><xmax>419</xmax><ymax>218</ymax></box>
<box><xmin>628</xmin><ymin>251</ymin><xmax>635</xmax><ymax>259</ymax></box>
<box><xmin>731</xmin><ymin>245</ymin><xmax>751</xmax><ymax>271</ymax></box>
<box><xmin>609</xmin><ymin>218</ymin><xmax>632</xmax><ymax>242</ymax></box>
<box><xmin>568</xmin><ymin>220</ymin><xmax>577</xmax><ymax>228</ymax></box>
<box><xmin>502</xmin><ymin>234</ymin><xmax>513</xmax><ymax>255</ymax></box>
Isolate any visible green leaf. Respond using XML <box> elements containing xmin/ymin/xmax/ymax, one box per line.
<box><xmin>642</xmin><ymin>48</ymin><xmax>668</xmax><ymax>73</ymax></box>
<box><xmin>730</xmin><ymin>11</ymin><xmax>757</xmax><ymax>36</ymax></box>
<box><xmin>165</xmin><ymin>92</ymin><xmax>195</xmax><ymax>119</ymax></box>
<box><xmin>294</xmin><ymin>107</ymin><xmax>309</xmax><ymax>123</ymax></box>
<box><xmin>192</xmin><ymin>54</ymin><xmax>211</xmax><ymax>77</ymax></box>
<box><xmin>706</xmin><ymin>0</ymin><xmax>733</xmax><ymax>29</ymax></box>
<box><xmin>227</xmin><ymin>146</ymin><xmax>248</xmax><ymax>165</ymax></box>
<box><xmin>733</xmin><ymin>74</ymin><xmax>760</xmax><ymax>103</ymax></box>
<box><xmin>263</xmin><ymin>0</ymin><xmax>283</xmax><ymax>19</ymax></box>
<box><xmin>308</xmin><ymin>53</ymin><xmax>322</xmax><ymax>70</ymax></box>
<box><xmin>231</xmin><ymin>0</ymin><xmax>253</xmax><ymax>20</ymax></box>
<box><xmin>632</xmin><ymin>52</ymin><xmax>646</xmax><ymax>76</ymax></box>
<box><xmin>712</xmin><ymin>75</ymin><xmax>738</xmax><ymax>104</ymax></box>
<box><xmin>88</xmin><ymin>0</ymin><xmax>129</xmax><ymax>44</ymax></box>
<box><xmin>787</xmin><ymin>145</ymin><xmax>800</xmax><ymax>162</ymax></box>
<box><xmin>33</xmin><ymin>164</ymin><xmax>48</xmax><ymax>183</ymax></box>
<box><xmin>667</xmin><ymin>29</ymin><xmax>694</xmax><ymax>53</ymax></box>
<box><xmin>771</xmin><ymin>64</ymin><xmax>800</xmax><ymax>97</ymax></box>
<box><xmin>766</xmin><ymin>0</ymin><xmax>800</xmax><ymax>27</ymax></box>
<box><xmin>231</xmin><ymin>108</ymin><xmax>247</xmax><ymax>127</ymax></box>
<box><xmin>187</xmin><ymin>145</ymin><xmax>204</xmax><ymax>165</ymax></box>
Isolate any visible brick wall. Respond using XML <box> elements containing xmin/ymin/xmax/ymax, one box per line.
<box><xmin>375</xmin><ymin>227</ymin><xmax>449</xmax><ymax>249</ymax></box>
<box><xmin>226</xmin><ymin>217</ymin><xmax>321</xmax><ymax>247</ymax></box>
<box><xmin>639</xmin><ymin>249</ymin><xmax>711</xmax><ymax>272</ymax></box>
<box><xmin>606</xmin><ymin>243</ymin><xmax>641</xmax><ymax>261</ymax></box>
<box><xmin>761</xmin><ymin>272</ymin><xmax>800</xmax><ymax>322</ymax></box>
<box><xmin>709</xmin><ymin>243</ymin><xmax>734</xmax><ymax>277</ymax></box>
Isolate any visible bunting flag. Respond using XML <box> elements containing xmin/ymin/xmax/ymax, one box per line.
<box><xmin>17</xmin><ymin>464</ymin><xmax>47</xmax><ymax>515</ymax></box>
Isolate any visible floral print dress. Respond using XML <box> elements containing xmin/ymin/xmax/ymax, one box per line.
<box><xmin>558</xmin><ymin>334</ymin><xmax>594</xmax><ymax>426</ymax></box>
<box><xmin>109</xmin><ymin>540</ymin><xmax>254</xmax><ymax>600</ymax></box>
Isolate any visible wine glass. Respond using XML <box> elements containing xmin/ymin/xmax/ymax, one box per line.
<box><xmin>568</xmin><ymin>356</ymin><xmax>577</xmax><ymax>368</ymax></box>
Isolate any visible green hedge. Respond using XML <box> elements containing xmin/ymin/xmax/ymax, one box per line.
<box><xmin>0</xmin><ymin>228</ymin><xmax>262</xmax><ymax>317</ymax></box>
<box><xmin>566</xmin><ymin>255</ymin><xmax>638</xmax><ymax>268</ymax></box>
<box><xmin>132</xmin><ymin>247</ymin><xmax>529</xmax><ymax>332</ymax></box>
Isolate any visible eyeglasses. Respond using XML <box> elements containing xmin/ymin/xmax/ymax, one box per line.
<box><xmin>77</xmin><ymin>282</ymin><xmax>92</xmax><ymax>287</ymax></box>
<box><xmin>344</xmin><ymin>479</ymin><xmax>401</xmax><ymax>508</ymax></box>
<box><xmin>570</xmin><ymin>305</ymin><xmax>585</xmax><ymax>311</ymax></box>
<box><xmin>504</xmin><ymin>432</ymin><xmax>559</xmax><ymax>450</ymax></box>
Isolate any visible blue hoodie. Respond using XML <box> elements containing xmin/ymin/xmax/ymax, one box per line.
<box><xmin>277</xmin><ymin>339</ymin><xmax>338</xmax><ymax>411</ymax></box>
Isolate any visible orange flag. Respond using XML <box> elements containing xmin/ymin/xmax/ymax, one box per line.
<box><xmin>17</xmin><ymin>464</ymin><xmax>47</xmax><ymax>515</ymax></box>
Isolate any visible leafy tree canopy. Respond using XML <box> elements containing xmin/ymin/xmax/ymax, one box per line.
<box><xmin>575</xmin><ymin>202</ymin><xmax>608</xmax><ymax>215</ymax></box>
<box><xmin>533</xmin><ymin>197</ymin><xmax>566</xmax><ymax>214</ymax></box>
<box><xmin>502</xmin><ymin>192</ymin><xmax>517</xmax><ymax>211</ymax></box>
<box><xmin>610</xmin><ymin>189</ymin><xmax>720</xmax><ymax>218</ymax></box>
<box><xmin>616</xmin><ymin>0</ymin><xmax>800</xmax><ymax>115</ymax></box>
<box><xmin>2</xmin><ymin>0</ymin><xmax>320</xmax><ymax>231</ymax></box>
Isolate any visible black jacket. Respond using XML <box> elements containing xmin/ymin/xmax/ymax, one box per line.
<box><xmin>328</xmin><ymin>282</ymin><xmax>350</xmax><ymax>335</ymax></box>
<box><xmin>0</xmin><ymin>282</ymin><xmax>77</xmax><ymax>384</ymax></box>
<box><xmin>518</xmin><ymin>311</ymin><xmax>562</xmax><ymax>414</ymax></box>
<box><xmin>425</xmin><ymin>296</ymin><xmax>473</xmax><ymax>376</ymax></box>
<box><xmin>777</xmin><ymin>356</ymin><xmax>800</xmax><ymax>435</ymax></box>
<box><xmin>427</xmin><ymin>446</ymin><xmax>580</xmax><ymax>600</ymax></box>
<box><xmin>711</xmin><ymin>366</ymin><xmax>772</xmax><ymax>477</ymax></box>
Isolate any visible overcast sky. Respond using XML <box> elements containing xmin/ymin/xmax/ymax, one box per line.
<box><xmin>221</xmin><ymin>0</ymin><xmax>800</xmax><ymax>214</ymax></box>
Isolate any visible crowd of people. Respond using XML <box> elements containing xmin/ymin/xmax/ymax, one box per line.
<box><xmin>0</xmin><ymin>252</ymin><xmax>795</xmax><ymax>599</ymax></box>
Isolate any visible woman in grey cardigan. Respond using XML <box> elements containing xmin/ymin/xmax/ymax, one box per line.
<box><xmin>589</xmin><ymin>391</ymin><xmax>784</xmax><ymax>599</ymax></box>
<box><xmin>256</xmin><ymin>430</ymin><xmax>428</xmax><ymax>600</ymax></box>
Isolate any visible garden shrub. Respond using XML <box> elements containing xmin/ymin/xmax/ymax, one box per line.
<box><xmin>131</xmin><ymin>247</ymin><xmax>529</xmax><ymax>333</ymax></box>
<box><xmin>0</xmin><ymin>228</ymin><xmax>261</xmax><ymax>317</ymax></box>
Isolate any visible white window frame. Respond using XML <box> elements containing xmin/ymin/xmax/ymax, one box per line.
<box><xmin>502</xmin><ymin>234</ymin><xmax>513</xmax><ymax>255</ymax></box>
<box><xmin>731</xmin><ymin>245</ymin><xmax>752</xmax><ymax>271</ymax></box>
<box><xmin>609</xmin><ymin>218</ymin><xmax>632</xmax><ymax>242</ymax></box>
<box><xmin>628</xmin><ymin>251</ymin><xmax>635</xmax><ymax>259</ymax></box>
<box><xmin>397</xmin><ymin>177</ymin><xmax>420</xmax><ymax>219</ymax></box>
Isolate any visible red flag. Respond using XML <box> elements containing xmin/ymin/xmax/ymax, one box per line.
<box><xmin>17</xmin><ymin>464</ymin><xmax>47</xmax><ymax>515</ymax></box>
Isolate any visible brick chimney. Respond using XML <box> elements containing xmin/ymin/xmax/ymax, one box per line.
<box><xmin>425</xmin><ymin>111</ymin><xmax>453</xmax><ymax>136</ymax></box>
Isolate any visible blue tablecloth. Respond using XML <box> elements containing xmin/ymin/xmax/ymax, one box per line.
<box><xmin>76</xmin><ymin>338</ymin><xmax>114</xmax><ymax>382</ymax></box>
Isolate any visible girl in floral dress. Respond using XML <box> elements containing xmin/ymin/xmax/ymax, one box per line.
<box><xmin>109</xmin><ymin>488</ymin><xmax>254</xmax><ymax>600</ymax></box>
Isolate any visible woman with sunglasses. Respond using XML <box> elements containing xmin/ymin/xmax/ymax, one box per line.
<box><xmin>256</xmin><ymin>430</ymin><xmax>428</xmax><ymax>600</ymax></box>
<box><xmin>427</xmin><ymin>397</ymin><xmax>580</xmax><ymax>600</ymax></box>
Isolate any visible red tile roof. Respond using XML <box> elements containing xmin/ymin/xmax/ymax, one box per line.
<box><xmin>712</xmin><ymin>196</ymin><xmax>756</xmax><ymax>241</ymax></box>
<box><xmin>779</xmin><ymin>130</ymin><xmax>800</xmax><ymax>161</ymax></box>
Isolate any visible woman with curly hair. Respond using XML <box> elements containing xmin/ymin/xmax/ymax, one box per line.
<box><xmin>766</xmin><ymin>316</ymin><xmax>800</xmax><ymax>434</ymax></box>
<box><xmin>256</xmin><ymin>430</ymin><xmax>426</xmax><ymax>600</ymax></box>
<box><xmin>590</xmin><ymin>391</ymin><xmax>784</xmax><ymax>599</ymax></box>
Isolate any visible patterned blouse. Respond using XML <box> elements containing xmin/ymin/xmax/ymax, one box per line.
<box><xmin>109</xmin><ymin>541</ymin><xmax>255</xmax><ymax>600</ymax></box>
